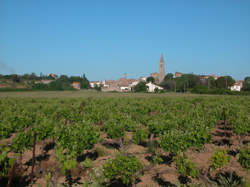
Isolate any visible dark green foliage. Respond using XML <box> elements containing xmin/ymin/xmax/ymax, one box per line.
<box><xmin>242</xmin><ymin>77</ymin><xmax>250</xmax><ymax>91</ymax></box>
<box><xmin>80</xmin><ymin>74</ymin><xmax>90</xmax><ymax>89</ymax></box>
<box><xmin>191</xmin><ymin>86</ymin><xmax>250</xmax><ymax>95</ymax></box>
<box><xmin>160</xmin><ymin>80</ymin><xmax>176</xmax><ymax>91</ymax></box>
<box><xmin>103</xmin><ymin>154</ymin><xmax>143</xmax><ymax>185</ymax></box>
<box><xmin>164</xmin><ymin>73</ymin><xmax>174</xmax><ymax>81</ymax></box>
<box><xmin>215</xmin><ymin>76</ymin><xmax>235</xmax><ymax>89</ymax></box>
<box><xmin>236</xmin><ymin>147</ymin><xmax>250</xmax><ymax>170</ymax></box>
<box><xmin>132</xmin><ymin>129</ymin><xmax>148</xmax><ymax>144</ymax></box>
<box><xmin>94</xmin><ymin>84</ymin><xmax>102</xmax><ymax>91</ymax></box>
<box><xmin>133</xmin><ymin>81</ymin><xmax>148</xmax><ymax>92</ymax></box>
<box><xmin>146</xmin><ymin>76</ymin><xmax>155</xmax><ymax>83</ymax></box>
<box><xmin>215</xmin><ymin>172</ymin><xmax>244</xmax><ymax>187</ymax></box>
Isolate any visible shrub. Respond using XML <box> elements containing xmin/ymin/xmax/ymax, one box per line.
<box><xmin>159</xmin><ymin>130</ymin><xmax>189</xmax><ymax>153</ymax></box>
<box><xmin>210</xmin><ymin>149</ymin><xmax>230</xmax><ymax>170</ymax></box>
<box><xmin>133</xmin><ymin>82</ymin><xmax>148</xmax><ymax>92</ymax></box>
<box><xmin>152</xmin><ymin>155</ymin><xmax>163</xmax><ymax>165</ymax></box>
<box><xmin>236</xmin><ymin>147</ymin><xmax>250</xmax><ymax>170</ymax></box>
<box><xmin>104</xmin><ymin>121</ymin><xmax>125</xmax><ymax>139</ymax></box>
<box><xmin>174</xmin><ymin>152</ymin><xmax>199</xmax><ymax>178</ymax></box>
<box><xmin>132</xmin><ymin>129</ymin><xmax>148</xmax><ymax>144</ymax></box>
<box><xmin>81</xmin><ymin>157</ymin><xmax>93</xmax><ymax>168</ymax></box>
<box><xmin>55</xmin><ymin>122</ymin><xmax>100</xmax><ymax>153</ymax></box>
<box><xmin>103</xmin><ymin>154</ymin><xmax>143</xmax><ymax>185</ymax></box>
<box><xmin>0</xmin><ymin>145</ymin><xmax>14</xmax><ymax>177</ymax></box>
<box><xmin>55</xmin><ymin>146</ymin><xmax>77</xmax><ymax>175</ymax></box>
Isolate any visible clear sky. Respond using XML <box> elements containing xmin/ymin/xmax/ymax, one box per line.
<box><xmin>0</xmin><ymin>0</ymin><xmax>249</xmax><ymax>81</ymax></box>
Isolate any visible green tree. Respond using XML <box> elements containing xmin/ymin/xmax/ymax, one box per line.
<box><xmin>146</xmin><ymin>76</ymin><xmax>155</xmax><ymax>83</ymax></box>
<box><xmin>242</xmin><ymin>77</ymin><xmax>250</xmax><ymax>91</ymax></box>
<box><xmin>133</xmin><ymin>82</ymin><xmax>148</xmax><ymax>92</ymax></box>
<box><xmin>80</xmin><ymin>74</ymin><xmax>90</xmax><ymax>89</ymax></box>
<box><xmin>94</xmin><ymin>84</ymin><xmax>102</xmax><ymax>91</ymax></box>
<box><xmin>11</xmin><ymin>74</ymin><xmax>20</xmax><ymax>83</ymax></box>
<box><xmin>216</xmin><ymin>76</ymin><xmax>235</xmax><ymax>89</ymax></box>
<box><xmin>160</xmin><ymin>80</ymin><xmax>176</xmax><ymax>91</ymax></box>
<box><xmin>59</xmin><ymin>75</ymin><xmax>69</xmax><ymax>82</ymax></box>
<box><xmin>164</xmin><ymin>73</ymin><xmax>174</xmax><ymax>81</ymax></box>
<box><xmin>207</xmin><ymin>77</ymin><xmax>216</xmax><ymax>89</ymax></box>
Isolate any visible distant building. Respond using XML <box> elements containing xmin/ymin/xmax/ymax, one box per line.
<box><xmin>159</xmin><ymin>54</ymin><xmax>165</xmax><ymax>83</ymax></box>
<box><xmin>72</xmin><ymin>82</ymin><xmax>80</xmax><ymax>90</ymax></box>
<box><xmin>101</xmin><ymin>74</ymin><xmax>139</xmax><ymax>92</ymax></box>
<box><xmin>48</xmin><ymin>73</ymin><xmax>58</xmax><ymax>79</ymax></box>
<box><xmin>210</xmin><ymin>74</ymin><xmax>220</xmax><ymax>80</ymax></box>
<box><xmin>150</xmin><ymin>72</ymin><xmax>159</xmax><ymax>83</ymax></box>
<box><xmin>90</xmin><ymin>81</ymin><xmax>101</xmax><ymax>88</ymax></box>
<box><xmin>231</xmin><ymin>80</ymin><xmax>243</xmax><ymax>91</ymax></box>
<box><xmin>199</xmin><ymin>74</ymin><xmax>220</xmax><ymax>81</ymax></box>
<box><xmin>150</xmin><ymin>54</ymin><xmax>165</xmax><ymax>84</ymax></box>
<box><xmin>146</xmin><ymin>82</ymin><xmax>163</xmax><ymax>92</ymax></box>
<box><xmin>139</xmin><ymin>77</ymin><xmax>147</xmax><ymax>82</ymax></box>
<box><xmin>175</xmin><ymin>72</ymin><xmax>183</xmax><ymax>78</ymax></box>
<box><xmin>129</xmin><ymin>81</ymin><xmax>139</xmax><ymax>88</ymax></box>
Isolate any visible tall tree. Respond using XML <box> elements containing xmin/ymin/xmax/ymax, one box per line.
<box><xmin>242</xmin><ymin>76</ymin><xmax>250</xmax><ymax>91</ymax></box>
<box><xmin>146</xmin><ymin>76</ymin><xmax>155</xmax><ymax>83</ymax></box>
<box><xmin>164</xmin><ymin>73</ymin><xmax>174</xmax><ymax>81</ymax></box>
<box><xmin>133</xmin><ymin>82</ymin><xmax>148</xmax><ymax>92</ymax></box>
<box><xmin>80</xmin><ymin>74</ymin><xmax>90</xmax><ymax>89</ymax></box>
<box><xmin>215</xmin><ymin>76</ymin><xmax>235</xmax><ymax>89</ymax></box>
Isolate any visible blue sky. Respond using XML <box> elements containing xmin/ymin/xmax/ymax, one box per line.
<box><xmin>0</xmin><ymin>0</ymin><xmax>249</xmax><ymax>81</ymax></box>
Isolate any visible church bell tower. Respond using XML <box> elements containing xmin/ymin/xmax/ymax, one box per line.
<box><xmin>159</xmin><ymin>54</ymin><xmax>165</xmax><ymax>83</ymax></box>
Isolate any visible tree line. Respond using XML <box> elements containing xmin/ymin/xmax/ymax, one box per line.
<box><xmin>133</xmin><ymin>73</ymin><xmax>250</xmax><ymax>94</ymax></box>
<box><xmin>0</xmin><ymin>73</ymin><xmax>90</xmax><ymax>91</ymax></box>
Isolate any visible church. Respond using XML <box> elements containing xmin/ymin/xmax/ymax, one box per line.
<box><xmin>151</xmin><ymin>54</ymin><xmax>165</xmax><ymax>84</ymax></box>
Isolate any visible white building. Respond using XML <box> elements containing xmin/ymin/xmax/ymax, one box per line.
<box><xmin>129</xmin><ymin>81</ymin><xmax>139</xmax><ymax>88</ymax></box>
<box><xmin>230</xmin><ymin>81</ymin><xmax>243</xmax><ymax>91</ymax></box>
<box><xmin>146</xmin><ymin>82</ymin><xmax>163</xmax><ymax>92</ymax></box>
<box><xmin>90</xmin><ymin>81</ymin><xmax>101</xmax><ymax>88</ymax></box>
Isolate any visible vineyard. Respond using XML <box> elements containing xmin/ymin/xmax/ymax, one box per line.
<box><xmin>0</xmin><ymin>95</ymin><xmax>249</xmax><ymax>186</ymax></box>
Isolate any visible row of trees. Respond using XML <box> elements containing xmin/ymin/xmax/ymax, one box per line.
<box><xmin>0</xmin><ymin>73</ymin><xmax>56</xmax><ymax>82</ymax></box>
<box><xmin>31</xmin><ymin>74</ymin><xmax>90</xmax><ymax>90</ymax></box>
<box><xmin>0</xmin><ymin>73</ymin><xmax>91</xmax><ymax>90</ymax></box>
<box><xmin>145</xmin><ymin>73</ymin><xmax>250</xmax><ymax>93</ymax></box>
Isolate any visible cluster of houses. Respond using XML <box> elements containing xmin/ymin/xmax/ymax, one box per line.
<box><xmin>90</xmin><ymin>74</ymin><xmax>163</xmax><ymax>92</ymax></box>
<box><xmin>89</xmin><ymin>72</ymin><xmax>244</xmax><ymax>92</ymax></box>
<box><xmin>34</xmin><ymin>72</ymin><xmax>244</xmax><ymax>92</ymax></box>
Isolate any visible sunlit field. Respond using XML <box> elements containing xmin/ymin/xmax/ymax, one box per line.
<box><xmin>0</xmin><ymin>92</ymin><xmax>249</xmax><ymax>186</ymax></box>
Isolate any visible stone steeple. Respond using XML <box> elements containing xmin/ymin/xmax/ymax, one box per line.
<box><xmin>159</xmin><ymin>54</ymin><xmax>165</xmax><ymax>83</ymax></box>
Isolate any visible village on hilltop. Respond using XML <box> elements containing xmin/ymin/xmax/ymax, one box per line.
<box><xmin>86</xmin><ymin>54</ymin><xmax>244</xmax><ymax>92</ymax></box>
<box><xmin>0</xmin><ymin>54</ymin><xmax>246</xmax><ymax>93</ymax></box>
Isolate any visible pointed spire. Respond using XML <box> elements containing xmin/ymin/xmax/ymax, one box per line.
<box><xmin>160</xmin><ymin>53</ymin><xmax>164</xmax><ymax>63</ymax></box>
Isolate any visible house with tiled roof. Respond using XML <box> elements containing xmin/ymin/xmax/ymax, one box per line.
<box><xmin>231</xmin><ymin>80</ymin><xmax>243</xmax><ymax>91</ymax></box>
